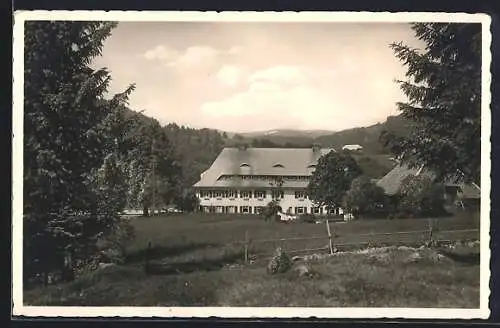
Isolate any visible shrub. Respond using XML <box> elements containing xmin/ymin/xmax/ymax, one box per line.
<box><xmin>267</xmin><ymin>247</ymin><xmax>292</xmax><ymax>274</ymax></box>
<box><xmin>262</xmin><ymin>200</ymin><xmax>281</xmax><ymax>222</ymax></box>
<box><xmin>344</xmin><ymin>176</ymin><xmax>388</xmax><ymax>218</ymax></box>
<box><xmin>99</xmin><ymin>219</ymin><xmax>136</xmax><ymax>264</ymax></box>
<box><xmin>397</xmin><ymin>175</ymin><xmax>447</xmax><ymax>217</ymax></box>
<box><xmin>298</xmin><ymin>214</ymin><xmax>317</xmax><ymax>224</ymax></box>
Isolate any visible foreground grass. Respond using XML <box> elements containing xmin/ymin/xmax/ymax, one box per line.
<box><xmin>24</xmin><ymin>212</ymin><xmax>480</xmax><ymax>307</ymax></box>
<box><xmin>125</xmin><ymin>211</ymin><xmax>480</xmax><ymax>263</ymax></box>
<box><xmin>25</xmin><ymin>246</ymin><xmax>479</xmax><ymax>308</ymax></box>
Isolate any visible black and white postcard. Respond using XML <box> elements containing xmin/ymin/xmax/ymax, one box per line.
<box><xmin>12</xmin><ymin>11</ymin><xmax>492</xmax><ymax>319</ymax></box>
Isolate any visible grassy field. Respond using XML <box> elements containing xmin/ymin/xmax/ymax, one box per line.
<box><xmin>24</xmin><ymin>211</ymin><xmax>481</xmax><ymax>308</ymax></box>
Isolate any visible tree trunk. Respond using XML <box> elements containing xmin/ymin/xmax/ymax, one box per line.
<box><xmin>143</xmin><ymin>206</ymin><xmax>149</xmax><ymax>217</ymax></box>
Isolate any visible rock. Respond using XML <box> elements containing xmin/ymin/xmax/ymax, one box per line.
<box><xmin>98</xmin><ymin>262</ymin><xmax>115</xmax><ymax>270</ymax></box>
<box><xmin>404</xmin><ymin>252</ymin><xmax>423</xmax><ymax>263</ymax></box>
<box><xmin>369</xmin><ymin>253</ymin><xmax>391</xmax><ymax>264</ymax></box>
<box><xmin>293</xmin><ymin>264</ymin><xmax>312</xmax><ymax>277</ymax></box>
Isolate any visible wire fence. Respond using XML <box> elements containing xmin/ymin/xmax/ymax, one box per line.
<box><xmin>239</xmin><ymin>220</ymin><xmax>480</xmax><ymax>264</ymax></box>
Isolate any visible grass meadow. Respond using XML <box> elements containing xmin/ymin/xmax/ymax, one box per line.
<box><xmin>24</xmin><ymin>211</ymin><xmax>481</xmax><ymax>308</ymax></box>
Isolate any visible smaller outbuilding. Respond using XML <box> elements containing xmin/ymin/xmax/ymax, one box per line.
<box><xmin>342</xmin><ymin>144</ymin><xmax>363</xmax><ymax>152</ymax></box>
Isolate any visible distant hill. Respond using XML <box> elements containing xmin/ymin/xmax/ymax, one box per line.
<box><xmin>232</xmin><ymin>129</ymin><xmax>336</xmax><ymax>139</ymax></box>
<box><xmin>314</xmin><ymin>115</ymin><xmax>414</xmax><ymax>155</ymax></box>
<box><xmin>223</xmin><ymin>115</ymin><xmax>414</xmax><ymax>154</ymax></box>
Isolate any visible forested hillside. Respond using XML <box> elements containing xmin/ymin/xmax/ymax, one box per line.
<box><xmin>220</xmin><ymin>115</ymin><xmax>414</xmax><ymax>154</ymax></box>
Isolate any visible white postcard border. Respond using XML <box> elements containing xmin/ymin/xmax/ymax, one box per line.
<box><xmin>12</xmin><ymin>10</ymin><xmax>493</xmax><ymax>319</ymax></box>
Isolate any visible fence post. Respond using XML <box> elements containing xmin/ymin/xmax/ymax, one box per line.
<box><xmin>244</xmin><ymin>230</ymin><xmax>249</xmax><ymax>264</ymax></box>
<box><xmin>428</xmin><ymin>218</ymin><xmax>434</xmax><ymax>246</ymax></box>
<box><xmin>326</xmin><ymin>219</ymin><xmax>334</xmax><ymax>255</ymax></box>
<box><xmin>144</xmin><ymin>241</ymin><xmax>152</xmax><ymax>275</ymax></box>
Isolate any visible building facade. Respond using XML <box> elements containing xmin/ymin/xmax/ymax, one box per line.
<box><xmin>193</xmin><ymin>146</ymin><xmax>341</xmax><ymax>215</ymax></box>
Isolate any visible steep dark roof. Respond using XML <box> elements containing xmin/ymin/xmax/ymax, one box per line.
<box><xmin>376</xmin><ymin>164</ymin><xmax>433</xmax><ymax>196</ymax></box>
<box><xmin>377</xmin><ymin>164</ymin><xmax>480</xmax><ymax>199</ymax></box>
<box><xmin>193</xmin><ymin>147</ymin><xmax>335</xmax><ymax>188</ymax></box>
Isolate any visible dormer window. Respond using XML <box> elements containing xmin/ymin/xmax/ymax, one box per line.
<box><xmin>307</xmin><ymin>164</ymin><xmax>316</xmax><ymax>169</ymax></box>
<box><xmin>240</xmin><ymin>163</ymin><xmax>250</xmax><ymax>168</ymax></box>
<box><xmin>272</xmin><ymin>163</ymin><xmax>284</xmax><ymax>168</ymax></box>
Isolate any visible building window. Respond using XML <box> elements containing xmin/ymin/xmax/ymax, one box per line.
<box><xmin>311</xmin><ymin>207</ymin><xmax>322</xmax><ymax>214</ymax></box>
<box><xmin>226</xmin><ymin>206</ymin><xmax>237</xmax><ymax>214</ymax></box>
<box><xmin>295</xmin><ymin>207</ymin><xmax>306</xmax><ymax>215</ymax></box>
<box><xmin>226</xmin><ymin>190</ymin><xmax>237</xmax><ymax>198</ymax></box>
<box><xmin>240</xmin><ymin>191</ymin><xmax>252</xmax><ymax>199</ymax></box>
<box><xmin>254</xmin><ymin>190</ymin><xmax>266</xmax><ymax>199</ymax></box>
<box><xmin>240</xmin><ymin>206</ymin><xmax>251</xmax><ymax>214</ymax></box>
<box><xmin>200</xmin><ymin>190</ymin><xmax>211</xmax><ymax>198</ymax></box>
<box><xmin>215</xmin><ymin>206</ymin><xmax>224</xmax><ymax>213</ymax></box>
<box><xmin>213</xmin><ymin>191</ymin><xmax>224</xmax><ymax>198</ymax></box>
<box><xmin>295</xmin><ymin>191</ymin><xmax>307</xmax><ymax>199</ymax></box>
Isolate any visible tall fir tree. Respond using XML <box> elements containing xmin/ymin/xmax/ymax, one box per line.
<box><xmin>381</xmin><ymin>23</ymin><xmax>482</xmax><ymax>184</ymax></box>
<box><xmin>23</xmin><ymin>21</ymin><xmax>134</xmax><ymax>284</ymax></box>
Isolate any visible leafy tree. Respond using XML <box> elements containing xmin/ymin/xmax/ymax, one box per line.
<box><xmin>397</xmin><ymin>174</ymin><xmax>446</xmax><ymax>217</ymax></box>
<box><xmin>269</xmin><ymin>176</ymin><xmax>284</xmax><ymax>201</ymax></box>
<box><xmin>381</xmin><ymin>23</ymin><xmax>481</xmax><ymax>184</ymax></box>
<box><xmin>307</xmin><ymin>151</ymin><xmax>362</xmax><ymax>212</ymax></box>
<box><xmin>173</xmin><ymin>189</ymin><xmax>200</xmax><ymax>213</ymax></box>
<box><xmin>124</xmin><ymin>119</ymin><xmax>181</xmax><ymax>216</ymax></box>
<box><xmin>23</xmin><ymin>21</ymin><xmax>134</xmax><ymax>284</ymax></box>
<box><xmin>344</xmin><ymin>176</ymin><xmax>387</xmax><ymax>218</ymax></box>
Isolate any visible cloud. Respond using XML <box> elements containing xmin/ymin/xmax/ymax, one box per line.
<box><xmin>215</xmin><ymin>65</ymin><xmax>248</xmax><ymax>87</ymax></box>
<box><xmin>172</xmin><ymin>45</ymin><xmax>220</xmax><ymax>67</ymax></box>
<box><xmin>144</xmin><ymin>45</ymin><xmax>220</xmax><ymax>68</ymax></box>
<box><xmin>199</xmin><ymin>64</ymin><xmax>402</xmax><ymax>132</ymax></box>
<box><xmin>201</xmin><ymin>65</ymin><xmax>333</xmax><ymax>125</ymax></box>
<box><xmin>248</xmin><ymin>65</ymin><xmax>310</xmax><ymax>86</ymax></box>
<box><xmin>144</xmin><ymin>45</ymin><xmax>177</xmax><ymax>61</ymax></box>
<box><xmin>228</xmin><ymin>45</ymin><xmax>243</xmax><ymax>55</ymax></box>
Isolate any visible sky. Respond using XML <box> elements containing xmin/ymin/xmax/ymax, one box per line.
<box><xmin>92</xmin><ymin>22</ymin><xmax>424</xmax><ymax>133</ymax></box>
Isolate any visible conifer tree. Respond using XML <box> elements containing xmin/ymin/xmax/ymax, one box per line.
<box><xmin>381</xmin><ymin>23</ymin><xmax>482</xmax><ymax>184</ymax></box>
<box><xmin>23</xmin><ymin>21</ymin><xmax>134</xmax><ymax>284</ymax></box>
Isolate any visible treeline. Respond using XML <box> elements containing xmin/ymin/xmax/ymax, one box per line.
<box><xmin>163</xmin><ymin>123</ymin><xmax>225</xmax><ymax>187</ymax></box>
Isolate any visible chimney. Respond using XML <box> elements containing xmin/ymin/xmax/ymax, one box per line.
<box><xmin>312</xmin><ymin>143</ymin><xmax>321</xmax><ymax>152</ymax></box>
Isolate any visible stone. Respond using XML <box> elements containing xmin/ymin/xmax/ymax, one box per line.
<box><xmin>293</xmin><ymin>264</ymin><xmax>311</xmax><ymax>277</ymax></box>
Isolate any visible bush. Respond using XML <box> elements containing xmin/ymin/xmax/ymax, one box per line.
<box><xmin>267</xmin><ymin>247</ymin><xmax>292</xmax><ymax>274</ymax></box>
<box><xmin>298</xmin><ymin>214</ymin><xmax>317</xmax><ymax>224</ymax></box>
<box><xmin>99</xmin><ymin>219</ymin><xmax>136</xmax><ymax>264</ymax></box>
<box><xmin>344</xmin><ymin>176</ymin><xmax>388</xmax><ymax>218</ymax></box>
<box><xmin>262</xmin><ymin>200</ymin><xmax>282</xmax><ymax>222</ymax></box>
<box><xmin>397</xmin><ymin>175</ymin><xmax>447</xmax><ymax>218</ymax></box>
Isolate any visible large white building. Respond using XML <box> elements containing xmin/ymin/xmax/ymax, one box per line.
<box><xmin>193</xmin><ymin>145</ymin><xmax>340</xmax><ymax>215</ymax></box>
